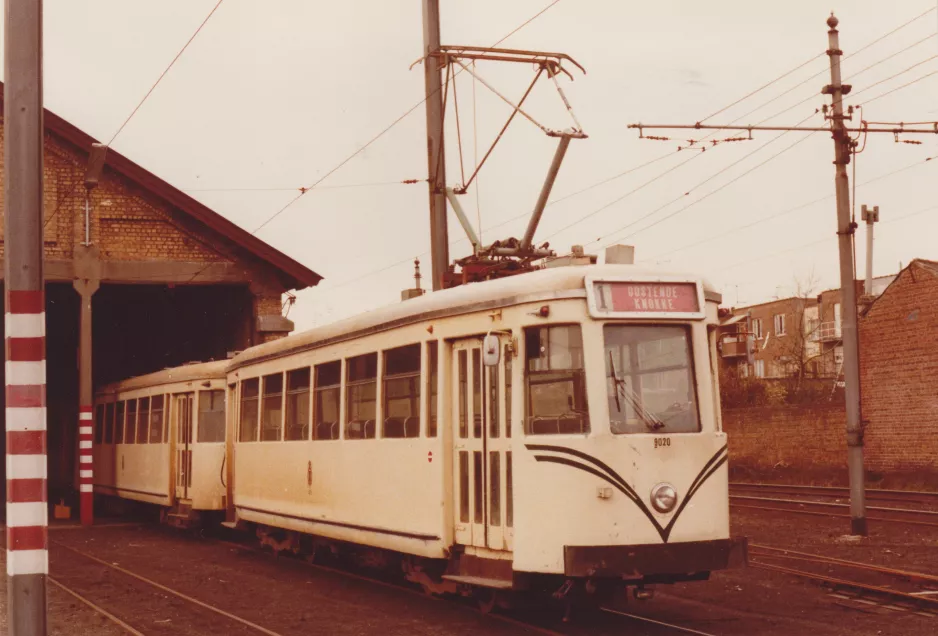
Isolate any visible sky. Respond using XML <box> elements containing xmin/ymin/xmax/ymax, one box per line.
<box><xmin>3</xmin><ymin>0</ymin><xmax>936</xmax><ymax>328</ymax></box>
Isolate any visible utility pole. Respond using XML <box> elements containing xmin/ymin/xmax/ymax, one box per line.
<box><xmin>626</xmin><ymin>14</ymin><xmax>938</xmax><ymax>537</ymax></box>
<box><xmin>861</xmin><ymin>204</ymin><xmax>879</xmax><ymax>295</ymax></box>
<box><xmin>825</xmin><ymin>14</ymin><xmax>866</xmax><ymax>536</ymax></box>
<box><xmin>4</xmin><ymin>0</ymin><xmax>49</xmax><ymax>632</ymax></box>
<box><xmin>422</xmin><ymin>0</ymin><xmax>449</xmax><ymax>291</ymax></box>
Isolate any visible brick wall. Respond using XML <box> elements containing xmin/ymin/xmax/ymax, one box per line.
<box><xmin>0</xmin><ymin>119</ymin><xmax>230</xmax><ymax>264</ymax></box>
<box><xmin>859</xmin><ymin>261</ymin><xmax>938</xmax><ymax>473</ymax></box>
<box><xmin>723</xmin><ymin>405</ymin><xmax>845</xmax><ymax>472</ymax></box>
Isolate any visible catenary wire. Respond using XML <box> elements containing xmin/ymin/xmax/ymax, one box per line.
<box><xmin>42</xmin><ymin>0</ymin><xmax>227</xmax><ymax>231</ymax></box>
<box><xmin>596</xmin><ymin>117</ymin><xmax>820</xmax><ymax>248</ymax></box>
<box><xmin>563</xmin><ymin>27</ymin><xmax>938</xmax><ymax>249</ymax></box>
<box><xmin>250</xmin><ymin>0</ymin><xmax>564</xmax><ymax>235</ymax></box>
<box><xmin>646</xmin><ymin>153</ymin><xmax>937</xmax><ymax>262</ymax></box>
<box><xmin>539</xmin><ymin>28</ymin><xmax>938</xmax><ymax>248</ymax></box>
<box><xmin>311</xmin><ymin>6</ymin><xmax>938</xmax><ymax>294</ymax></box>
<box><xmin>717</xmin><ymin>201</ymin><xmax>938</xmax><ymax>274</ymax></box>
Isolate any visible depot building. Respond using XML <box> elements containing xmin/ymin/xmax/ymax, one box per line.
<box><xmin>0</xmin><ymin>83</ymin><xmax>322</xmax><ymax>509</ymax></box>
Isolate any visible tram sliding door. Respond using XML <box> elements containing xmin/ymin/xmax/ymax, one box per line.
<box><xmin>452</xmin><ymin>338</ymin><xmax>512</xmax><ymax>551</ymax></box>
<box><xmin>173</xmin><ymin>393</ymin><xmax>194</xmax><ymax>501</ymax></box>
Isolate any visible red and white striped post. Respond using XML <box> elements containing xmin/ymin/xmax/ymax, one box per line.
<box><xmin>5</xmin><ymin>0</ymin><xmax>48</xmax><ymax>631</ymax></box>
<box><xmin>78</xmin><ymin>403</ymin><xmax>94</xmax><ymax>524</ymax></box>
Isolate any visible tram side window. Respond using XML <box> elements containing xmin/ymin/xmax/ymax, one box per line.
<box><xmin>314</xmin><ymin>361</ymin><xmax>340</xmax><ymax>440</ymax></box>
<box><xmin>135</xmin><ymin>398</ymin><xmax>148</xmax><ymax>443</ymax></box>
<box><xmin>115</xmin><ymin>401</ymin><xmax>126</xmax><ymax>443</ymax></box>
<box><xmin>524</xmin><ymin>324</ymin><xmax>590</xmax><ymax>435</ymax></box>
<box><xmin>285</xmin><ymin>368</ymin><xmax>311</xmax><ymax>441</ymax></box>
<box><xmin>199</xmin><ymin>390</ymin><xmax>226</xmax><ymax>442</ymax></box>
<box><xmin>604</xmin><ymin>325</ymin><xmax>700</xmax><ymax>435</ymax></box>
<box><xmin>383</xmin><ymin>344</ymin><xmax>421</xmax><ymax>438</ymax></box>
<box><xmin>346</xmin><ymin>353</ymin><xmax>377</xmax><ymax>440</ymax></box>
<box><xmin>426</xmin><ymin>341</ymin><xmax>438</xmax><ymax>438</ymax></box>
<box><xmin>261</xmin><ymin>374</ymin><xmax>284</xmax><ymax>442</ymax></box>
<box><xmin>126</xmin><ymin>399</ymin><xmax>138</xmax><ymax>444</ymax></box>
<box><xmin>139</xmin><ymin>397</ymin><xmax>152</xmax><ymax>443</ymax></box>
<box><xmin>105</xmin><ymin>402</ymin><xmax>114</xmax><ymax>444</ymax></box>
<box><xmin>240</xmin><ymin>379</ymin><xmax>260</xmax><ymax>442</ymax></box>
<box><xmin>149</xmin><ymin>396</ymin><xmax>164</xmax><ymax>443</ymax></box>
<box><xmin>94</xmin><ymin>404</ymin><xmax>105</xmax><ymax>444</ymax></box>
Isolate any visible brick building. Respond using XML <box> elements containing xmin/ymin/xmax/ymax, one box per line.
<box><xmin>0</xmin><ymin>83</ymin><xmax>322</xmax><ymax>503</ymax></box>
<box><xmin>720</xmin><ymin>261</ymin><xmax>938</xmax><ymax>482</ymax></box>
<box><xmin>717</xmin><ymin>296</ymin><xmax>816</xmax><ymax>379</ymax></box>
<box><xmin>858</xmin><ymin>259</ymin><xmax>938</xmax><ymax>474</ymax></box>
<box><xmin>718</xmin><ymin>275</ymin><xmax>895</xmax><ymax>380</ymax></box>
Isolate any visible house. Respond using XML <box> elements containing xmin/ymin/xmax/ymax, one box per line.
<box><xmin>718</xmin><ymin>274</ymin><xmax>895</xmax><ymax>381</ymax></box>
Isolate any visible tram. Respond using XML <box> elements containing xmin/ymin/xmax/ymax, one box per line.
<box><xmin>93</xmin><ymin>262</ymin><xmax>746</xmax><ymax>603</ymax></box>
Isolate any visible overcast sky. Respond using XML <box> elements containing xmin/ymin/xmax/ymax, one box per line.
<box><xmin>4</xmin><ymin>1</ymin><xmax>936</xmax><ymax>328</ymax></box>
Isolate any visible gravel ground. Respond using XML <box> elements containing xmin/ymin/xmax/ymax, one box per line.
<box><xmin>0</xmin><ymin>508</ymin><xmax>934</xmax><ymax>635</ymax></box>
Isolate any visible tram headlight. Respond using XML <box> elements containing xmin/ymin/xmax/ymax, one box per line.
<box><xmin>650</xmin><ymin>483</ymin><xmax>678</xmax><ymax>513</ymax></box>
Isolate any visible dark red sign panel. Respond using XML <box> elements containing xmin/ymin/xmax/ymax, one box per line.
<box><xmin>596</xmin><ymin>282</ymin><xmax>700</xmax><ymax>314</ymax></box>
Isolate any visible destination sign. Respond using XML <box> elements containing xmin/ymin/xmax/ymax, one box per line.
<box><xmin>593</xmin><ymin>281</ymin><xmax>700</xmax><ymax>314</ymax></box>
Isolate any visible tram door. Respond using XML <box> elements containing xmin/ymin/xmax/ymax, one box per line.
<box><xmin>452</xmin><ymin>338</ymin><xmax>513</xmax><ymax>551</ymax></box>
<box><xmin>174</xmin><ymin>393</ymin><xmax>194</xmax><ymax>500</ymax></box>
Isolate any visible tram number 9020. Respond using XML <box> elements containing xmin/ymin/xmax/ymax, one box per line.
<box><xmin>654</xmin><ymin>437</ymin><xmax>671</xmax><ymax>449</ymax></box>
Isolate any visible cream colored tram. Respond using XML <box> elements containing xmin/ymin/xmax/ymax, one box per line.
<box><xmin>93</xmin><ymin>361</ymin><xmax>229</xmax><ymax>520</ymax></box>
<box><xmin>226</xmin><ymin>264</ymin><xmax>745</xmax><ymax>599</ymax></box>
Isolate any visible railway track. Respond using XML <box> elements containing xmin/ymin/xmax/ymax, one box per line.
<box><xmin>49</xmin><ymin>538</ymin><xmax>285</xmax><ymax>636</ymax></box>
<box><xmin>42</xmin><ymin>528</ymin><xmax>719</xmax><ymax>636</ymax></box>
<box><xmin>749</xmin><ymin>543</ymin><xmax>938</xmax><ymax>617</ymax></box>
<box><xmin>729</xmin><ymin>482</ymin><xmax>938</xmax><ymax>527</ymax></box>
<box><xmin>211</xmin><ymin>532</ymin><xmax>722</xmax><ymax>636</ymax></box>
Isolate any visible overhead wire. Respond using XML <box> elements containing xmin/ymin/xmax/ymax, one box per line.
<box><xmin>250</xmin><ymin>0</ymin><xmax>565</xmax><ymax>235</ymax></box>
<box><xmin>858</xmin><ymin>68</ymin><xmax>938</xmax><ymax>106</ymax></box>
<box><xmin>313</xmin><ymin>4</ymin><xmax>938</xmax><ymax>295</ymax></box>
<box><xmin>561</xmin><ymin>16</ymin><xmax>938</xmax><ymax>250</ymax></box>
<box><xmin>596</xmin><ymin>115</ymin><xmax>821</xmax><ymax>248</ymax></box>
<box><xmin>42</xmin><ymin>0</ymin><xmax>227</xmax><ymax>230</ymax></box>
<box><xmin>717</xmin><ymin>201</ymin><xmax>938</xmax><ymax>274</ymax></box>
<box><xmin>647</xmin><ymin>152</ymin><xmax>937</xmax><ymax>263</ymax></box>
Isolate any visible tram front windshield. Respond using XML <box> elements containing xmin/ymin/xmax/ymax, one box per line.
<box><xmin>604</xmin><ymin>324</ymin><xmax>699</xmax><ymax>435</ymax></box>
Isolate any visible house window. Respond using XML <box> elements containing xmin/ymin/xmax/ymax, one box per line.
<box><xmin>751</xmin><ymin>318</ymin><xmax>763</xmax><ymax>339</ymax></box>
<box><xmin>738</xmin><ymin>360</ymin><xmax>749</xmax><ymax>378</ymax></box>
<box><xmin>774</xmin><ymin>314</ymin><xmax>786</xmax><ymax>336</ymax></box>
<box><xmin>754</xmin><ymin>360</ymin><xmax>765</xmax><ymax>378</ymax></box>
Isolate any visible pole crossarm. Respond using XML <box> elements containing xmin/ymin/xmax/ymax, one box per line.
<box><xmin>628</xmin><ymin>122</ymin><xmax>938</xmax><ymax>135</ymax></box>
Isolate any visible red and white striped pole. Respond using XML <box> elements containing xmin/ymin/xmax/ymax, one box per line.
<box><xmin>5</xmin><ymin>0</ymin><xmax>48</xmax><ymax>631</ymax></box>
<box><xmin>78</xmin><ymin>404</ymin><xmax>94</xmax><ymax>524</ymax></box>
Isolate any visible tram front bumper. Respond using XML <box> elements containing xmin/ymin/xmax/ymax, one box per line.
<box><xmin>563</xmin><ymin>537</ymin><xmax>748</xmax><ymax>579</ymax></box>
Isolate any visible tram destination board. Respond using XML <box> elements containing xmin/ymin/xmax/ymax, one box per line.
<box><xmin>585</xmin><ymin>275</ymin><xmax>705</xmax><ymax>320</ymax></box>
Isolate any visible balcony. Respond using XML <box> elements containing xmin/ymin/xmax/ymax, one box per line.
<box><xmin>720</xmin><ymin>335</ymin><xmax>749</xmax><ymax>358</ymax></box>
<box><xmin>814</xmin><ymin>321</ymin><xmax>842</xmax><ymax>342</ymax></box>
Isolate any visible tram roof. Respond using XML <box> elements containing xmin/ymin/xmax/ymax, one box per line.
<box><xmin>229</xmin><ymin>264</ymin><xmax>718</xmax><ymax>370</ymax></box>
<box><xmin>97</xmin><ymin>360</ymin><xmax>230</xmax><ymax>396</ymax></box>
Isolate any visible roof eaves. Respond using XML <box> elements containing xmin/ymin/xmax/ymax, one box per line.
<box><xmin>0</xmin><ymin>83</ymin><xmax>322</xmax><ymax>291</ymax></box>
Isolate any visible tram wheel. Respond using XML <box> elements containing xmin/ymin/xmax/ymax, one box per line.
<box><xmin>476</xmin><ymin>589</ymin><xmax>497</xmax><ymax>614</ymax></box>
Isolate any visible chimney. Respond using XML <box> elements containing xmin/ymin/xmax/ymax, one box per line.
<box><xmin>605</xmin><ymin>244</ymin><xmax>635</xmax><ymax>265</ymax></box>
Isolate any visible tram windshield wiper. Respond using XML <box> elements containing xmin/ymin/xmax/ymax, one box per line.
<box><xmin>608</xmin><ymin>351</ymin><xmax>664</xmax><ymax>430</ymax></box>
